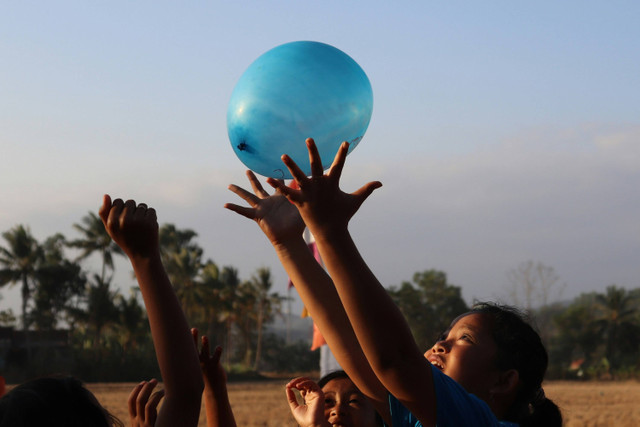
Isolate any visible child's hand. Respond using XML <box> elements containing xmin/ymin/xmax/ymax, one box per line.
<box><xmin>225</xmin><ymin>170</ymin><xmax>305</xmax><ymax>246</ymax></box>
<box><xmin>267</xmin><ymin>138</ymin><xmax>381</xmax><ymax>235</ymax></box>
<box><xmin>99</xmin><ymin>195</ymin><xmax>159</xmax><ymax>259</ymax></box>
<box><xmin>128</xmin><ymin>379</ymin><xmax>165</xmax><ymax>427</ymax></box>
<box><xmin>286</xmin><ymin>377</ymin><xmax>330</xmax><ymax>427</ymax></box>
<box><xmin>192</xmin><ymin>328</ymin><xmax>227</xmax><ymax>392</ymax></box>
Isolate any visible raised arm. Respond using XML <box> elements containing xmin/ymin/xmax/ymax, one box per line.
<box><xmin>224</xmin><ymin>171</ymin><xmax>390</xmax><ymax>422</ymax></box>
<box><xmin>99</xmin><ymin>195</ymin><xmax>203</xmax><ymax>427</ymax></box>
<box><xmin>268</xmin><ymin>139</ymin><xmax>437</xmax><ymax>426</ymax></box>
<box><xmin>192</xmin><ymin>328</ymin><xmax>237</xmax><ymax>427</ymax></box>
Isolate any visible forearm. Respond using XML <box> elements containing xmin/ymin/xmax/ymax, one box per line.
<box><xmin>273</xmin><ymin>237</ymin><xmax>389</xmax><ymax>410</ymax></box>
<box><xmin>312</xmin><ymin>228</ymin><xmax>431</xmax><ymax>397</ymax></box>
<box><xmin>130</xmin><ymin>254</ymin><xmax>204</xmax><ymax>413</ymax></box>
<box><xmin>204</xmin><ymin>386</ymin><xmax>237</xmax><ymax>427</ymax></box>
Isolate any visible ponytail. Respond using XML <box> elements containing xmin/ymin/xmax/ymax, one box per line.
<box><xmin>519</xmin><ymin>387</ymin><xmax>562</xmax><ymax>427</ymax></box>
<box><xmin>467</xmin><ymin>303</ymin><xmax>563</xmax><ymax>426</ymax></box>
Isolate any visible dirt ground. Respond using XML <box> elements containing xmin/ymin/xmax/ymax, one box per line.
<box><xmin>86</xmin><ymin>379</ymin><xmax>640</xmax><ymax>426</ymax></box>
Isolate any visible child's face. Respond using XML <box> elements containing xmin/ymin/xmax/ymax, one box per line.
<box><xmin>423</xmin><ymin>313</ymin><xmax>501</xmax><ymax>402</ymax></box>
<box><xmin>322</xmin><ymin>377</ymin><xmax>377</xmax><ymax>427</ymax></box>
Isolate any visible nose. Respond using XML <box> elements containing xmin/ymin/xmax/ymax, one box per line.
<box><xmin>432</xmin><ymin>339</ymin><xmax>448</xmax><ymax>353</ymax></box>
<box><xmin>330</xmin><ymin>401</ymin><xmax>348</xmax><ymax>417</ymax></box>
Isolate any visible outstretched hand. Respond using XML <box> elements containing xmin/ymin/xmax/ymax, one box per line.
<box><xmin>266</xmin><ymin>138</ymin><xmax>381</xmax><ymax>235</ymax></box>
<box><xmin>128</xmin><ymin>379</ymin><xmax>165</xmax><ymax>427</ymax></box>
<box><xmin>286</xmin><ymin>377</ymin><xmax>330</xmax><ymax>427</ymax></box>
<box><xmin>99</xmin><ymin>195</ymin><xmax>159</xmax><ymax>260</ymax></box>
<box><xmin>192</xmin><ymin>328</ymin><xmax>227</xmax><ymax>390</ymax></box>
<box><xmin>225</xmin><ymin>170</ymin><xmax>305</xmax><ymax>246</ymax></box>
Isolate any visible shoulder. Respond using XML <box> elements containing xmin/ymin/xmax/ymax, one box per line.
<box><xmin>387</xmin><ymin>366</ymin><xmax>517</xmax><ymax>427</ymax></box>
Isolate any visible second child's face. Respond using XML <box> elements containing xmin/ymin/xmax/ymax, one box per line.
<box><xmin>423</xmin><ymin>313</ymin><xmax>501</xmax><ymax>402</ymax></box>
<box><xmin>322</xmin><ymin>377</ymin><xmax>377</xmax><ymax>427</ymax></box>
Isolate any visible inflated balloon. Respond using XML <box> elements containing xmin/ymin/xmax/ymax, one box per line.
<box><xmin>227</xmin><ymin>41</ymin><xmax>373</xmax><ymax>179</ymax></box>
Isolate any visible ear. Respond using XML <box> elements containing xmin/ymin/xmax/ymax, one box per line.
<box><xmin>490</xmin><ymin>369</ymin><xmax>520</xmax><ymax>398</ymax></box>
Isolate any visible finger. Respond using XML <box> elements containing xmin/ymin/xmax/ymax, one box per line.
<box><xmin>272</xmin><ymin>178</ymin><xmax>286</xmax><ymax>195</ymax></box>
<box><xmin>128</xmin><ymin>381</ymin><xmax>145</xmax><ymax>417</ymax></box>
<box><xmin>281</xmin><ymin>153</ymin><xmax>309</xmax><ymax>184</ymax></box>
<box><xmin>353</xmin><ymin>181</ymin><xmax>383</xmax><ymax>204</ymax></box>
<box><xmin>121</xmin><ymin>199</ymin><xmax>137</xmax><ymax>228</ymax></box>
<box><xmin>98</xmin><ymin>194</ymin><xmax>112</xmax><ymax>225</ymax></box>
<box><xmin>191</xmin><ymin>328</ymin><xmax>199</xmax><ymax>349</ymax></box>
<box><xmin>200</xmin><ymin>335</ymin><xmax>210</xmax><ymax>359</ymax></box>
<box><xmin>224</xmin><ymin>203</ymin><xmax>257</xmax><ymax>220</ymax></box>
<box><xmin>227</xmin><ymin>184</ymin><xmax>261</xmax><ymax>207</ymax></box>
<box><xmin>327</xmin><ymin>141</ymin><xmax>350</xmax><ymax>182</ymax></box>
<box><xmin>106</xmin><ymin>198</ymin><xmax>125</xmax><ymax>233</ymax></box>
<box><xmin>286</xmin><ymin>385</ymin><xmax>301</xmax><ymax>410</ymax></box>
<box><xmin>286</xmin><ymin>376</ymin><xmax>310</xmax><ymax>390</ymax></box>
<box><xmin>266</xmin><ymin>178</ymin><xmax>302</xmax><ymax>204</ymax></box>
<box><xmin>295</xmin><ymin>378</ymin><xmax>318</xmax><ymax>392</ymax></box>
<box><xmin>211</xmin><ymin>345</ymin><xmax>223</xmax><ymax>365</ymax></box>
<box><xmin>246</xmin><ymin>170</ymin><xmax>270</xmax><ymax>198</ymax></box>
<box><xmin>266</xmin><ymin>177</ymin><xmax>289</xmax><ymax>194</ymax></box>
<box><xmin>136</xmin><ymin>379</ymin><xmax>158</xmax><ymax>420</ymax></box>
<box><xmin>133</xmin><ymin>203</ymin><xmax>147</xmax><ymax>221</ymax></box>
<box><xmin>145</xmin><ymin>389</ymin><xmax>165</xmax><ymax>426</ymax></box>
<box><xmin>306</xmin><ymin>138</ymin><xmax>324</xmax><ymax>177</ymax></box>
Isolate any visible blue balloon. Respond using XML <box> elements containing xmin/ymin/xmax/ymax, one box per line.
<box><xmin>227</xmin><ymin>41</ymin><xmax>373</xmax><ymax>179</ymax></box>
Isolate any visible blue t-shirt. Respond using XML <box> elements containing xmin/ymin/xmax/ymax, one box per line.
<box><xmin>386</xmin><ymin>365</ymin><xmax>519</xmax><ymax>427</ymax></box>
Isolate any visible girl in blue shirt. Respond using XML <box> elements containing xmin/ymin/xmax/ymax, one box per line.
<box><xmin>226</xmin><ymin>139</ymin><xmax>562</xmax><ymax>427</ymax></box>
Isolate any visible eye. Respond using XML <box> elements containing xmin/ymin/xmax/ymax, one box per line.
<box><xmin>324</xmin><ymin>398</ymin><xmax>335</xmax><ymax>406</ymax></box>
<box><xmin>349</xmin><ymin>397</ymin><xmax>361</xmax><ymax>406</ymax></box>
<box><xmin>460</xmin><ymin>333</ymin><xmax>474</xmax><ymax>342</ymax></box>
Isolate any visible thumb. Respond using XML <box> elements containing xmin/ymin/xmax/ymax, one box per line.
<box><xmin>353</xmin><ymin>181</ymin><xmax>382</xmax><ymax>203</ymax></box>
<box><xmin>98</xmin><ymin>194</ymin><xmax>112</xmax><ymax>225</ymax></box>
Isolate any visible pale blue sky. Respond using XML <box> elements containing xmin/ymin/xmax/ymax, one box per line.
<box><xmin>1</xmin><ymin>2</ymin><xmax>639</xmax><ymax>316</ymax></box>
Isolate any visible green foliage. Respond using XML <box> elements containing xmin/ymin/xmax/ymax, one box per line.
<box><xmin>3</xmin><ymin>216</ymin><xmax>640</xmax><ymax>384</ymax></box>
<box><xmin>388</xmin><ymin>270</ymin><xmax>469</xmax><ymax>350</ymax></box>
<box><xmin>259</xmin><ymin>333</ymin><xmax>320</xmax><ymax>373</ymax></box>
<box><xmin>546</xmin><ymin>287</ymin><xmax>640</xmax><ymax>379</ymax></box>
<box><xmin>68</xmin><ymin>212</ymin><xmax>123</xmax><ymax>282</ymax></box>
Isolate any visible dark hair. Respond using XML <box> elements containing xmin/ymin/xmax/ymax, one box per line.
<box><xmin>317</xmin><ymin>370</ymin><xmax>384</xmax><ymax>427</ymax></box>
<box><xmin>0</xmin><ymin>376</ymin><xmax>123</xmax><ymax>427</ymax></box>
<box><xmin>318</xmin><ymin>370</ymin><xmax>351</xmax><ymax>389</ymax></box>
<box><xmin>466</xmin><ymin>302</ymin><xmax>562</xmax><ymax>427</ymax></box>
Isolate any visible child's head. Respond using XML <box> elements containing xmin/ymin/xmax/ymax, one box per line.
<box><xmin>0</xmin><ymin>376</ymin><xmax>123</xmax><ymax>427</ymax></box>
<box><xmin>317</xmin><ymin>370</ymin><xmax>382</xmax><ymax>427</ymax></box>
<box><xmin>425</xmin><ymin>302</ymin><xmax>562</xmax><ymax>426</ymax></box>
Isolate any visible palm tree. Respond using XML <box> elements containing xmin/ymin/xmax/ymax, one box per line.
<box><xmin>117</xmin><ymin>289</ymin><xmax>146</xmax><ymax>354</ymax></box>
<box><xmin>236</xmin><ymin>279</ymin><xmax>258</xmax><ymax>368</ymax></box>
<box><xmin>159</xmin><ymin>224</ymin><xmax>205</xmax><ymax>323</ymax></box>
<box><xmin>68</xmin><ymin>212</ymin><xmax>123</xmax><ymax>282</ymax></box>
<box><xmin>32</xmin><ymin>260</ymin><xmax>86</xmax><ymax>331</ymax></box>
<box><xmin>85</xmin><ymin>274</ymin><xmax>120</xmax><ymax>351</ymax></box>
<box><xmin>0</xmin><ymin>225</ymin><xmax>43</xmax><ymax>336</ymax></box>
<box><xmin>218</xmin><ymin>266</ymin><xmax>240</xmax><ymax>367</ymax></box>
<box><xmin>31</xmin><ymin>233</ymin><xmax>86</xmax><ymax>331</ymax></box>
<box><xmin>594</xmin><ymin>285</ymin><xmax>638</xmax><ymax>371</ymax></box>
<box><xmin>199</xmin><ymin>260</ymin><xmax>226</xmax><ymax>341</ymax></box>
<box><xmin>251</xmin><ymin>267</ymin><xmax>284</xmax><ymax>370</ymax></box>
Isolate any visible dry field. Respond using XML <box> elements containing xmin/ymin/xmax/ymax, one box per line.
<box><xmin>85</xmin><ymin>379</ymin><xmax>640</xmax><ymax>426</ymax></box>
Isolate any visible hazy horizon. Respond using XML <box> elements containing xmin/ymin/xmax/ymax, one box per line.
<box><xmin>1</xmin><ymin>2</ymin><xmax>638</xmax><ymax>321</ymax></box>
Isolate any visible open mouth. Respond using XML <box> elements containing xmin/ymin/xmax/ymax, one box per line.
<box><xmin>428</xmin><ymin>356</ymin><xmax>445</xmax><ymax>371</ymax></box>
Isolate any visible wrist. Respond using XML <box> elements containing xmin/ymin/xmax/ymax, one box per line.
<box><xmin>271</xmin><ymin>235</ymin><xmax>308</xmax><ymax>254</ymax></box>
<box><xmin>129</xmin><ymin>250</ymin><xmax>162</xmax><ymax>270</ymax></box>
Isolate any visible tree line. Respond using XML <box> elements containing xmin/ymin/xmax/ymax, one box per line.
<box><xmin>2</xmin><ymin>213</ymin><xmax>638</xmax><ymax>382</ymax></box>
<box><xmin>389</xmin><ymin>266</ymin><xmax>640</xmax><ymax>380</ymax></box>
<box><xmin>0</xmin><ymin>212</ymin><xmax>318</xmax><ymax>382</ymax></box>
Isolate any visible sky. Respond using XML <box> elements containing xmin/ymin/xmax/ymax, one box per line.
<box><xmin>1</xmin><ymin>1</ymin><xmax>639</xmax><ymax>318</ymax></box>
